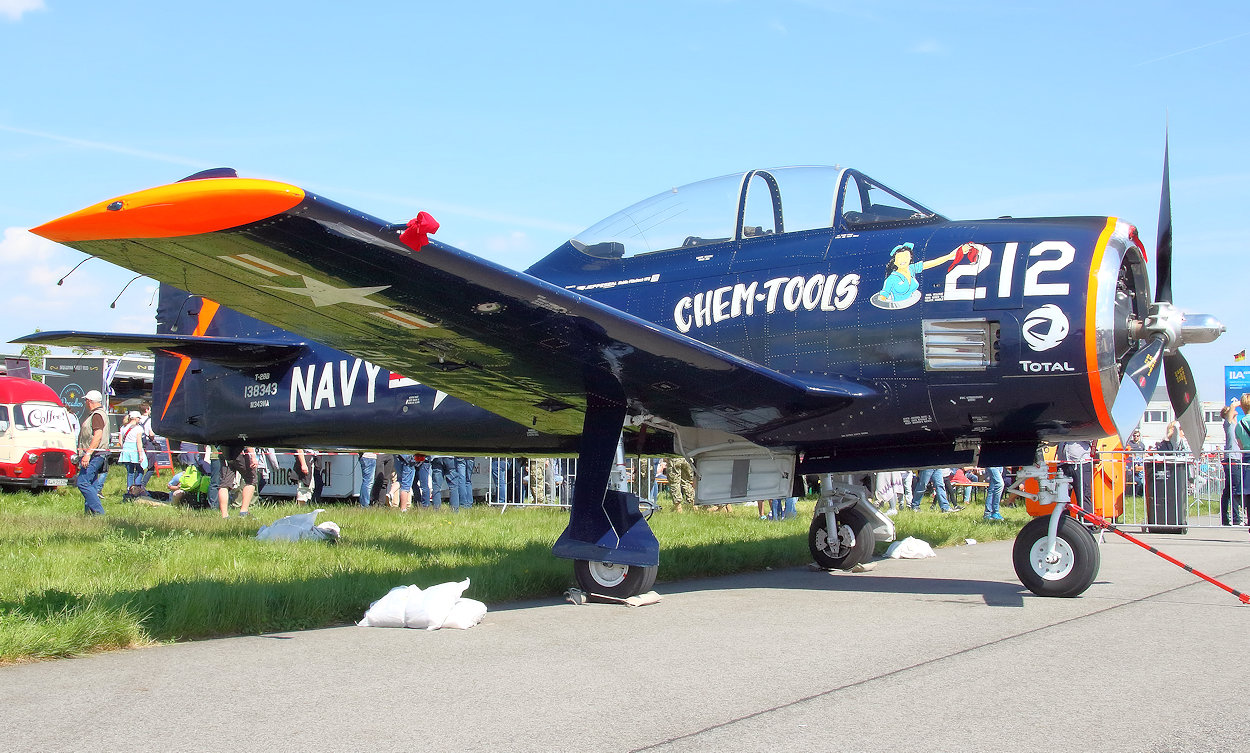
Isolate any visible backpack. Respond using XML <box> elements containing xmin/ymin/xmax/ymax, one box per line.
<box><xmin>179</xmin><ymin>465</ymin><xmax>210</xmax><ymax>494</ymax></box>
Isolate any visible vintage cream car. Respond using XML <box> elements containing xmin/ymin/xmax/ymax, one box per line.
<box><xmin>0</xmin><ymin>376</ymin><xmax>78</xmax><ymax>490</ymax></box>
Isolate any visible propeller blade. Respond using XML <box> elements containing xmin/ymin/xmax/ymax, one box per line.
<box><xmin>1165</xmin><ymin>351</ymin><xmax>1205</xmax><ymax>454</ymax></box>
<box><xmin>1154</xmin><ymin>134</ymin><xmax>1173</xmax><ymax>303</ymax></box>
<box><xmin>1109</xmin><ymin>336</ymin><xmax>1166</xmax><ymax>444</ymax></box>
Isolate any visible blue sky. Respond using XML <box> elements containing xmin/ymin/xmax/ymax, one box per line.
<box><xmin>2</xmin><ymin>0</ymin><xmax>1248</xmax><ymax>401</ymax></box>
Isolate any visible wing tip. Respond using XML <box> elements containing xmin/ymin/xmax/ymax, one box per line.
<box><xmin>31</xmin><ymin>178</ymin><xmax>306</xmax><ymax>243</ymax></box>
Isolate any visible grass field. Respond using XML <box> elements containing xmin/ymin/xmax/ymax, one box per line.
<box><xmin>0</xmin><ymin>468</ymin><xmax>1030</xmax><ymax>663</ymax></box>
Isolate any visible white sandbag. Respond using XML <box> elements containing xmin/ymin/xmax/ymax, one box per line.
<box><xmin>884</xmin><ymin>536</ymin><xmax>936</xmax><ymax>559</ymax></box>
<box><xmin>312</xmin><ymin>521</ymin><xmax>341</xmax><ymax>541</ymax></box>
<box><xmin>441</xmin><ymin>598</ymin><xmax>487</xmax><ymax>630</ymax></box>
<box><xmin>256</xmin><ymin>509</ymin><xmax>340</xmax><ymax>542</ymax></box>
<box><xmin>359</xmin><ymin>585</ymin><xmax>420</xmax><ymax>628</ymax></box>
<box><xmin>404</xmin><ymin>578</ymin><xmax>470</xmax><ymax>630</ymax></box>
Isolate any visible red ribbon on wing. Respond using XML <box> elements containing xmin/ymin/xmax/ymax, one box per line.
<box><xmin>399</xmin><ymin>211</ymin><xmax>440</xmax><ymax>251</ymax></box>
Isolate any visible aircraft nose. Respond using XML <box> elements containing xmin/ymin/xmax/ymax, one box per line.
<box><xmin>30</xmin><ymin>178</ymin><xmax>305</xmax><ymax>243</ymax></box>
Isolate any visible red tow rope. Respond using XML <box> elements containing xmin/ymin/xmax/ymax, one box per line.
<box><xmin>1067</xmin><ymin>503</ymin><xmax>1250</xmax><ymax>605</ymax></box>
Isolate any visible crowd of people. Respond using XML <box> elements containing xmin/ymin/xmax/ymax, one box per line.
<box><xmin>80</xmin><ymin>422</ymin><xmax>575</xmax><ymax>517</ymax></box>
<box><xmin>863</xmin><ymin>466</ymin><xmax>1009</xmax><ymax>521</ymax></box>
<box><xmin>72</xmin><ymin>397</ymin><xmax>1233</xmax><ymax>526</ymax></box>
<box><xmin>359</xmin><ymin>453</ymin><xmax>478</xmax><ymax>512</ymax></box>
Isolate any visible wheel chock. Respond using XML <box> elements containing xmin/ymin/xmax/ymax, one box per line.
<box><xmin>564</xmin><ymin>588</ymin><xmax>662</xmax><ymax>607</ymax></box>
<box><xmin>808</xmin><ymin>561</ymin><xmax>877</xmax><ymax>573</ymax></box>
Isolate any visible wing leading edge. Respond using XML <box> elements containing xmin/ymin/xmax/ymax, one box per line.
<box><xmin>30</xmin><ymin>177</ymin><xmax>874</xmax><ymax>439</ymax></box>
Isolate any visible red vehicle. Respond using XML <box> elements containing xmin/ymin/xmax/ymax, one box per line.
<box><xmin>0</xmin><ymin>376</ymin><xmax>78</xmax><ymax>491</ymax></box>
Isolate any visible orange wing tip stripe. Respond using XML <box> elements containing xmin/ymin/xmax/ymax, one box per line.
<box><xmin>30</xmin><ymin>178</ymin><xmax>306</xmax><ymax>243</ymax></box>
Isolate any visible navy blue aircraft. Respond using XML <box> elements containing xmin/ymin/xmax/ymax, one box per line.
<box><xmin>20</xmin><ymin>159</ymin><xmax>1222</xmax><ymax>598</ymax></box>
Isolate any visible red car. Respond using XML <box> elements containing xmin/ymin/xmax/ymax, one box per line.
<box><xmin>0</xmin><ymin>376</ymin><xmax>79</xmax><ymax>491</ymax></box>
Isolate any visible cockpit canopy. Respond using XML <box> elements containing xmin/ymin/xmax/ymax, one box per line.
<box><xmin>568</xmin><ymin>166</ymin><xmax>945</xmax><ymax>259</ymax></box>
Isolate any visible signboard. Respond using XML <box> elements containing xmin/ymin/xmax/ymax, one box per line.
<box><xmin>1225</xmin><ymin>366</ymin><xmax>1250</xmax><ymax>418</ymax></box>
<box><xmin>3</xmin><ymin>358</ymin><xmax>32</xmax><ymax>380</ymax></box>
<box><xmin>43</xmin><ymin>356</ymin><xmax>108</xmax><ymax>425</ymax></box>
<box><xmin>260</xmin><ymin>453</ymin><xmax>362</xmax><ymax>499</ymax></box>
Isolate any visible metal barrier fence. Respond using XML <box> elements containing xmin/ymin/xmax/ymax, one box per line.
<box><xmin>163</xmin><ymin>446</ymin><xmax>1247</xmax><ymax>530</ymax></box>
<box><xmin>1020</xmin><ymin>449</ymin><xmax>1246</xmax><ymax>531</ymax></box>
<box><xmin>163</xmin><ymin>450</ymin><xmax>664</xmax><ymax>509</ymax></box>
<box><xmin>482</xmin><ymin>456</ymin><xmax>664</xmax><ymax>510</ymax></box>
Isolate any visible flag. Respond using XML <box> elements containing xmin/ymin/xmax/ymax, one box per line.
<box><xmin>1236</xmin><ymin>350</ymin><xmax>1246</xmax><ymax>363</ymax></box>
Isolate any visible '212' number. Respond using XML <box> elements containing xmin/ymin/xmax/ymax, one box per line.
<box><xmin>943</xmin><ymin>241</ymin><xmax>1074</xmax><ymax>301</ymax></box>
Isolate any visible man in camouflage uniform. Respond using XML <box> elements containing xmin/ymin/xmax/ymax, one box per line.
<box><xmin>668</xmin><ymin>457</ymin><xmax>696</xmax><ymax>512</ymax></box>
<box><xmin>527</xmin><ymin>457</ymin><xmax>549</xmax><ymax>504</ymax></box>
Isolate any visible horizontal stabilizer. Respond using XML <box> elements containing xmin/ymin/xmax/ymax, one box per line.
<box><xmin>13</xmin><ymin>331</ymin><xmax>306</xmax><ymax>368</ymax></box>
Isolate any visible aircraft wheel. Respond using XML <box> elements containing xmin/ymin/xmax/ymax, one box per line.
<box><xmin>573</xmin><ymin>560</ymin><xmax>658</xmax><ymax>598</ymax></box>
<box><xmin>1013</xmin><ymin>514</ymin><xmax>1100</xmax><ymax>598</ymax></box>
<box><xmin>809</xmin><ymin>507</ymin><xmax>874</xmax><ymax>570</ymax></box>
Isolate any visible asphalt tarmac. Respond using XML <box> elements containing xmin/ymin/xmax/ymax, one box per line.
<box><xmin>3</xmin><ymin>526</ymin><xmax>1248</xmax><ymax>753</ymax></box>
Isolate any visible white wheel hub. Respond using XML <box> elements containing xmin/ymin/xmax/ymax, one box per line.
<box><xmin>1028</xmin><ymin>537</ymin><xmax>1075</xmax><ymax>581</ymax></box>
<box><xmin>588</xmin><ymin>561</ymin><xmax>628</xmax><ymax>588</ymax></box>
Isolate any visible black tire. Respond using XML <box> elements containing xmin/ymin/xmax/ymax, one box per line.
<box><xmin>573</xmin><ymin>560</ymin><xmax>658</xmax><ymax>598</ymax></box>
<box><xmin>809</xmin><ymin>507</ymin><xmax>875</xmax><ymax>570</ymax></box>
<box><xmin>1013</xmin><ymin>514</ymin><xmax>1100</xmax><ymax>598</ymax></box>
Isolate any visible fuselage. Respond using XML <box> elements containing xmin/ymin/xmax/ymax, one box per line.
<box><xmin>528</xmin><ymin>211</ymin><xmax>1147</xmax><ymax>470</ymax></box>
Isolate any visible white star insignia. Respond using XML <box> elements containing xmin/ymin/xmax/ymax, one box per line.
<box><xmin>261</xmin><ymin>275</ymin><xmax>391</xmax><ymax>308</ymax></box>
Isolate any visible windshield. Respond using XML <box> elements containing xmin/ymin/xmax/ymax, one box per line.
<box><xmin>571</xmin><ymin>172</ymin><xmax>743</xmax><ymax>258</ymax></box>
<box><xmin>838</xmin><ymin>171</ymin><xmax>943</xmax><ymax>229</ymax></box>
<box><xmin>568</xmin><ymin>166</ymin><xmax>942</xmax><ymax>259</ymax></box>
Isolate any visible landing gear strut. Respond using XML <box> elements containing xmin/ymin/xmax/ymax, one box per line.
<box><xmin>551</xmin><ymin>381</ymin><xmax>660</xmax><ymax>598</ymax></box>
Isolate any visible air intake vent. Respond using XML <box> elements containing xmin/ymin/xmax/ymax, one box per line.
<box><xmin>922</xmin><ymin>318</ymin><xmax>999</xmax><ymax>371</ymax></box>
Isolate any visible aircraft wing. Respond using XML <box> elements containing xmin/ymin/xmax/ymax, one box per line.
<box><xmin>12</xmin><ymin>331</ymin><xmax>306</xmax><ymax>368</ymax></box>
<box><xmin>30</xmin><ymin>176</ymin><xmax>873</xmax><ymax>438</ymax></box>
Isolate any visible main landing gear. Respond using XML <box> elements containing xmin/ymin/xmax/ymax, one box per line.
<box><xmin>552</xmin><ymin>388</ymin><xmax>660</xmax><ymax>599</ymax></box>
<box><xmin>808</xmin><ymin>478</ymin><xmax>890</xmax><ymax>571</ymax></box>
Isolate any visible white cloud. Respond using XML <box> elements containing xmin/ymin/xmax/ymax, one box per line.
<box><xmin>0</xmin><ymin>0</ymin><xmax>44</xmax><ymax>22</ymax></box>
<box><xmin>0</xmin><ymin>226</ymin><xmax>55</xmax><ymax>265</ymax></box>
<box><xmin>909</xmin><ymin>39</ymin><xmax>945</xmax><ymax>55</ymax></box>
<box><xmin>483</xmin><ymin>230</ymin><xmax>532</xmax><ymax>255</ymax></box>
<box><xmin>1</xmin><ymin>227</ymin><xmax>156</xmax><ymax>350</ymax></box>
<box><xmin>0</xmin><ymin>124</ymin><xmax>209</xmax><ymax>169</ymax></box>
<box><xmin>1136</xmin><ymin>30</ymin><xmax>1250</xmax><ymax>68</ymax></box>
<box><xmin>315</xmin><ymin>183</ymin><xmax>582</xmax><ymax>236</ymax></box>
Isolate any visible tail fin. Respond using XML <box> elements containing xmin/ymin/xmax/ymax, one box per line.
<box><xmin>152</xmin><ymin>285</ymin><xmax>306</xmax><ymax>434</ymax></box>
<box><xmin>16</xmin><ymin>286</ymin><xmax>307</xmax><ymax>438</ymax></box>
